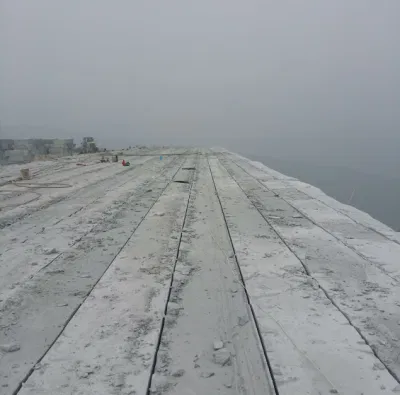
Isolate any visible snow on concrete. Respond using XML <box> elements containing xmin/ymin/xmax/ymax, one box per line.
<box><xmin>209</xmin><ymin>156</ymin><xmax>399</xmax><ymax>395</ymax></box>
<box><xmin>1</xmin><ymin>148</ymin><xmax>400</xmax><ymax>395</ymax></box>
<box><xmin>150</xmin><ymin>158</ymin><xmax>274</xmax><ymax>394</ymax></box>
<box><xmin>0</xmin><ymin>154</ymin><xmax>185</xmax><ymax>394</ymax></box>
<box><xmin>17</xmin><ymin>179</ymin><xmax>190</xmax><ymax>395</ymax></box>
<box><xmin>219</xmin><ymin>155</ymin><xmax>400</xmax><ymax>382</ymax></box>
<box><xmin>222</xmin><ymin>152</ymin><xmax>400</xmax><ymax>375</ymax></box>
<box><xmin>0</xmin><ymin>155</ymin><xmax>154</xmax><ymax>228</ymax></box>
<box><xmin>0</xmin><ymin>156</ymin><xmax>180</xmax><ymax>301</ymax></box>
<box><xmin>0</xmin><ymin>156</ymin><xmax>159</xmax><ymax>241</ymax></box>
<box><xmin>229</xmin><ymin>151</ymin><xmax>400</xmax><ymax>248</ymax></box>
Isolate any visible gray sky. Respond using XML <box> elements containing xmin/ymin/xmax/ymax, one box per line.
<box><xmin>1</xmin><ymin>1</ymin><xmax>400</xmax><ymax>173</ymax></box>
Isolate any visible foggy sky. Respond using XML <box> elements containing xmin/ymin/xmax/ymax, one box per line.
<box><xmin>1</xmin><ymin>1</ymin><xmax>400</xmax><ymax>173</ymax></box>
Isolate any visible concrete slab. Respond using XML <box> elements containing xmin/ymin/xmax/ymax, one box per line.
<box><xmin>1</xmin><ymin>148</ymin><xmax>400</xmax><ymax>395</ymax></box>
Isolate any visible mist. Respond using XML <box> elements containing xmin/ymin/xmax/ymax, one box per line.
<box><xmin>1</xmin><ymin>1</ymin><xmax>400</xmax><ymax>176</ymax></box>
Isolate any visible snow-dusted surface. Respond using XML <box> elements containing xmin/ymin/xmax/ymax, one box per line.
<box><xmin>1</xmin><ymin>148</ymin><xmax>400</xmax><ymax>394</ymax></box>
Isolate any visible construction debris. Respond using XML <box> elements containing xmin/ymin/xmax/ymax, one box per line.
<box><xmin>20</xmin><ymin>169</ymin><xmax>30</xmax><ymax>180</ymax></box>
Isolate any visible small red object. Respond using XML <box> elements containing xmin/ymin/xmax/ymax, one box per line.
<box><xmin>122</xmin><ymin>159</ymin><xmax>126</xmax><ymax>166</ymax></box>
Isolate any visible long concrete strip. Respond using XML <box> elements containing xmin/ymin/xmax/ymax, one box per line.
<box><xmin>149</xmin><ymin>158</ymin><xmax>275</xmax><ymax>394</ymax></box>
<box><xmin>0</xmin><ymin>155</ymin><xmax>156</xmax><ymax>243</ymax></box>
<box><xmin>208</xmin><ymin>156</ymin><xmax>399</xmax><ymax>395</ymax></box>
<box><xmin>0</xmin><ymin>157</ymin><xmax>185</xmax><ymax>395</ymax></box>
<box><xmin>219</xmin><ymin>155</ymin><xmax>400</xmax><ymax>381</ymax></box>
<box><xmin>226</xmin><ymin>152</ymin><xmax>400</xmax><ymax>275</ymax></box>
<box><xmin>0</xmin><ymin>156</ymin><xmax>153</xmax><ymax>228</ymax></box>
<box><xmin>226</xmin><ymin>151</ymin><xmax>400</xmax><ymax>245</ymax></box>
<box><xmin>16</xmin><ymin>180</ymin><xmax>192</xmax><ymax>395</ymax></box>
<box><xmin>0</xmin><ymin>156</ymin><xmax>180</xmax><ymax>300</ymax></box>
<box><xmin>15</xmin><ymin>166</ymin><xmax>195</xmax><ymax>395</ymax></box>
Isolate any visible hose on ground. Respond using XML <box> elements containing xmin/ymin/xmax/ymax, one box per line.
<box><xmin>0</xmin><ymin>189</ymin><xmax>42</xmax><ymax>210</ymax></box>
<box><xmin>0</xmin><ymin>182</ymin><xmax>71</xmax><ymax>211</ymax></box>
<box><xmin>13</xmin><ymin>182</ymin><xmax>72</xmax><ymax>189</ymax></box>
